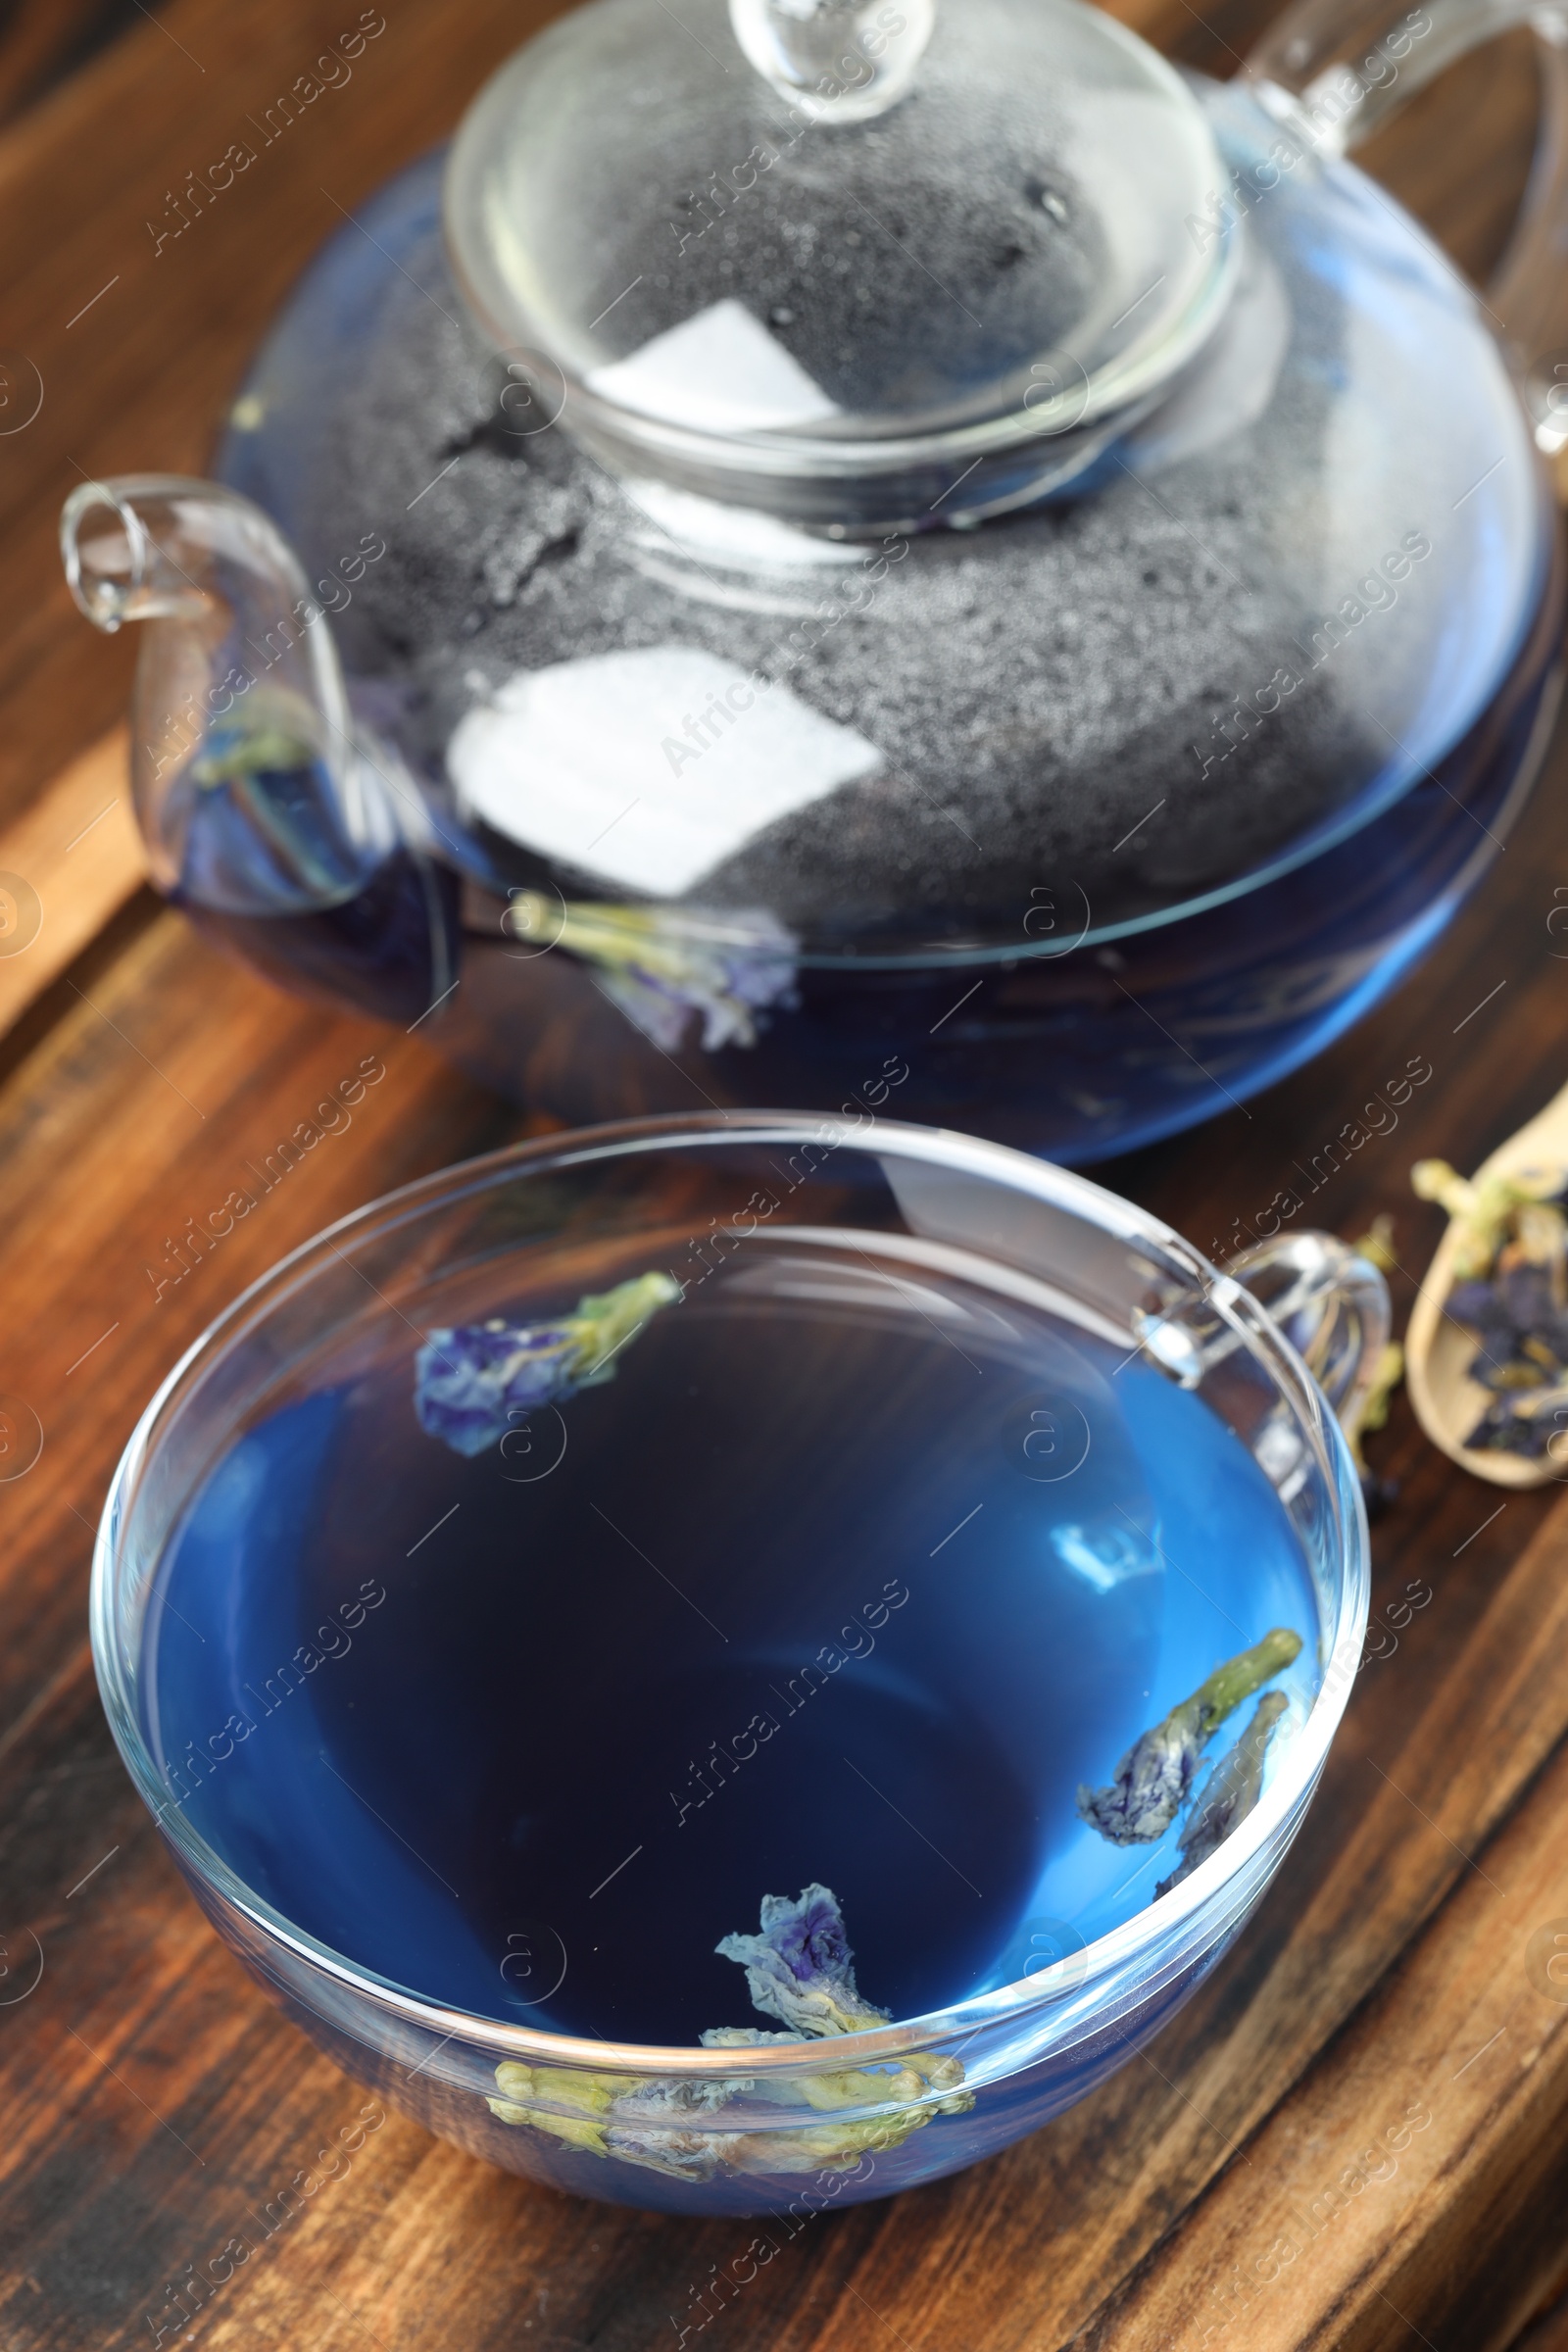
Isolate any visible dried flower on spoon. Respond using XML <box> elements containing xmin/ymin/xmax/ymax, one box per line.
<box><xmin>415</xmin><ymin>1269</ymin><xmax>679</xmax><ymax>1456</ymax></box>
<box><xmin>1411</xmin><ymin>1158</ymin><xmax>1566</xmax><ymax>1281</ymax></box>
<box><xmin>1412</xmin><ymin>1157</ymin><xmax>1568</xmax><ymax>1457</ymax></box>
<box><xmin>1076</xmin><ymin>1627</ymin><xmax>1301</xmax><ymax>1846</ymax></box>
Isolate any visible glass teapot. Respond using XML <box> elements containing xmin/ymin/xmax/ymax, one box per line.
<box><xmin>60</xmin><ymin>0</ymin><xmax>1567</xmax><ymax>1161</ymax></box>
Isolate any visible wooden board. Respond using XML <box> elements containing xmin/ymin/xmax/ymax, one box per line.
<box><xmin>2</xmin><ymin>3</ymin><xmax>1568</xmax><ymax>2349</ymax></box>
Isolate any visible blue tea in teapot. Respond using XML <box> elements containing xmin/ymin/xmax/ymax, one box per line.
<box><xmin>63</xmin><ymin>0</ymin><xmax>1565</xmax><ymax>1159</ymax></box>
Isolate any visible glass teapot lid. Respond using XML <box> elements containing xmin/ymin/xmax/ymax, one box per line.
<box><xmin>445</xmin><ymin>0</ymin><xmax>1237</xmax><ymax>524</ymax></box>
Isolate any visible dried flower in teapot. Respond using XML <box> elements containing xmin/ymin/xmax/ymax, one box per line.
<box><xmin>505</xmin><ymin>893</ymin><xmax>798</xmax><ymax>1053</ymax></box>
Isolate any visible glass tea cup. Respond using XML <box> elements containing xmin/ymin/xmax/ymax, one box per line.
<box><xmin>91</xmin><ymin>1113</ymin><xmax>1375</xmax><ymax>2216</ymax></box>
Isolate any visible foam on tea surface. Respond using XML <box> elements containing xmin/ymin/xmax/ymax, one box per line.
<box><xmin>141</xmin><ymin>1231</ymin><xmax>1317</xmax><ymax>2040</ymax></box>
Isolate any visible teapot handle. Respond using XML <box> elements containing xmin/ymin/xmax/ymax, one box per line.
<box><xmin>1247</xmin><ymin>0</ymin><xmax>1568</xmax><ymax>456</ymax></box>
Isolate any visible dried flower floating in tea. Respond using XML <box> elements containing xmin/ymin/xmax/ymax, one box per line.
<box><xmin>1413</xmin><ymin>1157</ymin><xmax>1568</xmax><ymax>1457</ymax></box>
<box><xmin>1154</xmin><ymin>1690</ymin><xmax>1289</xmax><ymax>1897</ymax></box>
<box><xmin>487</xmin><ymin>1886</ymin><xmax>971</xmax><ymax>2181</ymax></box>
<box><xmin>487</xmin><ymin>2064</ymin><xmax>742</xmax><ymax>2181</ymax></box>
<box><xmin>190</xmin><ymin>721</ymin><xmax>320</xmax><ymax>788</ymax></box>
<box><xmin>181</xmin><ymin>683</ymin><xmax>363</xmax><ymax>906</ymax></box>
<box><xmin>711</xmin><ymin>1881</ymin><xmax>893</xmax><ymax>2039</ymax></box>
<box><xmin>506</xmin><ymin>892</ymin><xmax>798</xmax><ymax>1052</ymax></box>
<box><xmin>1075</xmin><ymin>1627</ymin><xmax>1302</xmax><ymax>1847</ymax></box>
<box><xmin>704</xmin><ymin>1884</ymin><xmax>972</xmax><ymax>2166</ymax></box>
<box><xmin>415</xmin><ymin>1270</ymin><xmax>680</xmax><ymax>1456</ymax></box>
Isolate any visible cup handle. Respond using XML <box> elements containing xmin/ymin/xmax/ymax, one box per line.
<box><xmin>1223</xmin><ymin>1231</ymin><xmax>1393</xmax><ymax>1436</ymax></box>
<box><xmin>1246</xmin><ymin>0</ymin><xmax>1568</xmax><ymax>457</ymax></box>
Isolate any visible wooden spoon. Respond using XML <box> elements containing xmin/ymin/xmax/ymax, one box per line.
<box><xmin>1406</xmin><ymin>1079</ymin><xmax>1568</xmax><ymax>1487</ymax></box>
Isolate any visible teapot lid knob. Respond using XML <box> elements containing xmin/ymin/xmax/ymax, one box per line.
<box><xmin>445</xmin><ymin>0</ymin><xmax>1239</xmax><ymax>529</ymax></box>
<box><xmin>726</xmin><ymin>0</ymin><xmax>935</xmax><ymax>122</ymax></box>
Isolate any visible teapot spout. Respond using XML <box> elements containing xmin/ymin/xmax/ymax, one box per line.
<box><xmin>60</xmin><ymin>474</ymin><xmax>399</xmax><ymax>915</ymax></box>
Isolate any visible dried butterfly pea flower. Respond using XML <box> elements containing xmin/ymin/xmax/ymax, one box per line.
<box><xmin>705</xmin><ymin>1885</ymin><xmax>972</xmax><ymax>2164</ymax></box>
<box><xmin>1463</xmin><ymin>1382</ymin><xmax>1568</xmax><ymax>1458</ymax></box>
<box><xmin>1450</xmin><ymin>1263</ymin><xmax>1568</xmax><ymax>1374</ymax></box>
<box><xmin>1446</xmin><ymin>1275</ymin><xmax>1522</xmax><ymax>1343</ymax></box>
<box><xmin>1348</xmin><ymin>1339</ymin><xmax>1404</xmax><ymax>1516</ymax></box>
<box><xmin>713</xmin><ymin>1887</ymin><xmax>971</xmax><ymax>2115</ymax></box>
<box><xmin>487</xmin><ymin>1885</ymin><xmax>973</xmax><ymax>2180</ymax></box>
<box><xmin>1422</xmin><ymin>1162</ymin><xmax>1568</xmax><ymax>1454</ymax></box>
<box><xmin>1503</xmin><ymin>1201</ymin><xmax>1568</xmax><ymax>1303</ymax></box>
<box><xmin>1350</xmin><ymin>1212</ymin><xmax>1398</xmax><ymax>1274</ymax></box>
<box><xmin>507</xmin><ymin>892</ymin><xmax>798</xmax><ymax>1052</ymax></box>
<box><xmin>487</xmin><ymin>2064</ymin><xmax>742</xmax><ymax>2182</ymax></box>
<box><xmin>690</xmin><ymin>2021</ymin><xmax>953</xmax><ymax>2168</ymax></box>
<box><xmin>188</xmin><ymin>685</ymin><xmax>326</xmax><ymax>790</ymax></box>
<box><xmin>712</xmin><ymin>1881</ymin><xmax>892</xmax><ymax>2040</ymax></box>
<box><xmin>1412</xmin><ymin>1159</ymin><xmax>1566</xmax><ymax>1283</ymax></box>
<box><xmin>190</xmin><ymin>725</ymin><xmax>321</xmax><ymax>786</ymax></box>
<box><xmin>707</xmin><ymin>1887</ymin><xmax>967</xmax><ymax>2132</ymax></box>
<box><xmin>488</xmin><ymin>2062</ymin><xmax>636</xmax><ymax>2155</ymax></box>
<box><xmin>1342</xmin><ymin>1221</ymin><xmax>1404</xmax><ymax>1511</ymax></box>
<box><xmin>416</xmin><ymin>1269</ymin><xmax>679</xmax><ymax>1455</ymax></box>
<box><xmin>178</xmin><ymin>684</ymin><xmax>370</xmax><ymax>904</ymax></box>
<box><xmin>705</xmin><ymin>2024</ymin><xmax>925</xmax><ymax>2116</ymax></box>
<box><xmin>1153</xmin><ymin>1690</ymin><xmax>1289</xmax><ymax>1897</ymax></box>
<box><xmin>1076</xmin><ymin>1626</ymin><xmax>1302</xmax><ymax>1846</ymax></box>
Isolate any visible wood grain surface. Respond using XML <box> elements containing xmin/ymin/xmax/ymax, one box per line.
<box><xmin>3</xmin><ymin>2</ymin><xmax>1568</xmax><ymax>2349</ymax></box>
<box><xmin>0</xmin><ymin>0</ymin><xmax>139</xmax><ymax>131</ymax></box>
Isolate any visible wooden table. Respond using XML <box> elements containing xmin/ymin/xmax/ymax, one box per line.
<box><xmin>4</xmin><ymin>3</ymin><xmax>1568</xmax><ymax>2347</ymax></box>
